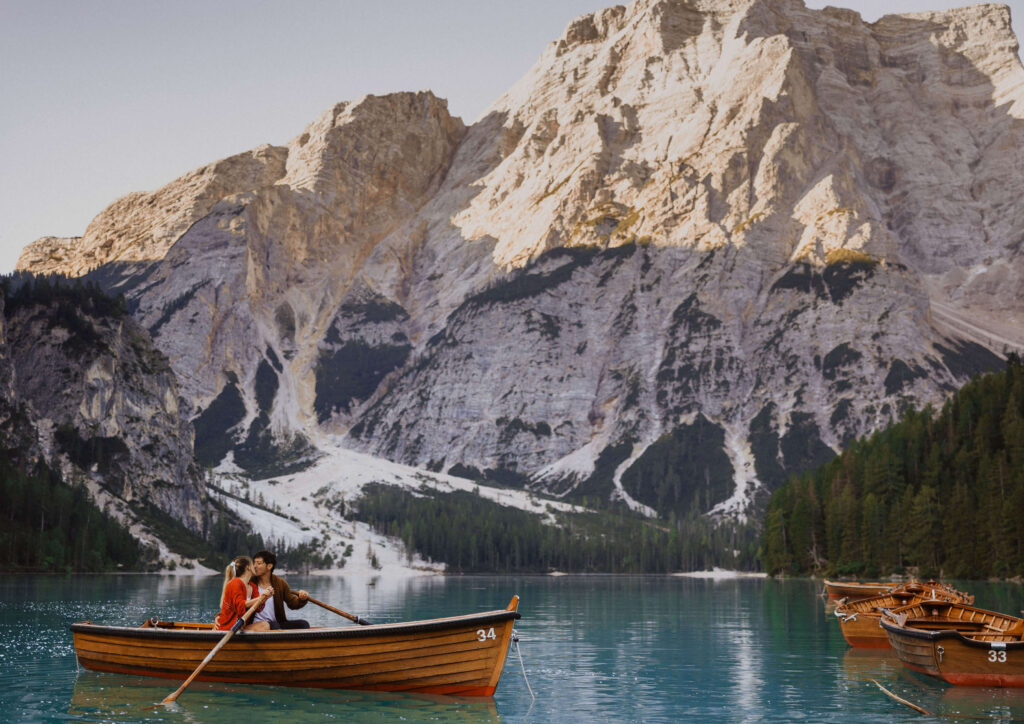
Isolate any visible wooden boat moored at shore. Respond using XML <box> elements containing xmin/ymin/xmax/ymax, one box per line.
<box><xmin>835</xmin><ymin>582</ymin><xmax>974</xmax><ymax>649</ymax></box>
<box><xmin>71</xmin><ymin>596</ymin><xmax>521</xmax><ymax>697</ymax></box>
<box><xmin>880</xmin><ymin>599</ymin><xmax>1024</xmax><ymax>687</ymax></box>
<box><xmin>823</xmin><ymin>579</ymin><xmax>894</xmax><ymax>601</ymax></box>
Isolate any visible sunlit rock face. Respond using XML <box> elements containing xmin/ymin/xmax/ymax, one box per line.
<box><xmin>18</xmin><ymin>147</ymin><xmax>289</xmax><ymax>278</ymax></box>
<box><xmin>16</xmin><ymin>0</ymin><xmax>1024</xmax><ymax>520</ymax></box>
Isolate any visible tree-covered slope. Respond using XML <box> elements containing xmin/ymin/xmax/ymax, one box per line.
<box><xmin>761</xmin><ymin>356</ymin><xmax>1023</xmax><ymax>579</ymax></box>
<box><xmin>1</xmin><ymin>274</ymin><xmax>209</xmax><ymax>535</ymax></box>
<box><xmin>0</xmin><ymin>454</ymin><xmax>153</xmax><ymax>572</ymax></box>
<box><xmin>351</xmin><ymin>482</ymin><xmax>761</xmax><ymax>573</ymax></box>
<box><xmin>0</xmin><ymin>275</ymin><xmax>309</xmax><ymax>572</ymax></box>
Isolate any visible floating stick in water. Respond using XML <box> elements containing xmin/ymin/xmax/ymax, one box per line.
<box><xmin>870</xmin><ymin>679</ymin><xmax>931</xmax><ymax>716</ymax></box>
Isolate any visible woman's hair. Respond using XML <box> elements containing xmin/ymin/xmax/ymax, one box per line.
<box><xmin>219</xmin><ymin>555</ymin><xmax>253</xmax><ymax>605</ymax></box>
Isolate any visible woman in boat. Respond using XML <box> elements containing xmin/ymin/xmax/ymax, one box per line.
<box><xmin>214</xmin><ymin>555</ymin><xmax>272</xmax><ymax>631</ymax></box>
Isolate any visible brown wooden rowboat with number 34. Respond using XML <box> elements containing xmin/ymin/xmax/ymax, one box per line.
<box><xmin>70</xmin><ymin>596</ymin><xmax>521</xmax><ymax>697</ymax></box>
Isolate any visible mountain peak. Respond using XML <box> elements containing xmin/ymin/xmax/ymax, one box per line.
<box><xmin>555</xmin><ymin>4</ymin><xmax>629</xmax><ymax>56</ymax></box>
<box><xmin>281</xmin><ymin>91</ymin><xmax>465</xmax><ymax>196</ymax></box>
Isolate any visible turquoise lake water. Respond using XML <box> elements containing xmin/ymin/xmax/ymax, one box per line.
<box><xmin>1</xmin><ymin>575</ymin><xmax>1023</xmax><ymax>722</ymax></box>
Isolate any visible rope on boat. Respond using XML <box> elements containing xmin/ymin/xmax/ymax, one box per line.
<box><xmin>511</xmin><ymin>629</ymin><xmax>535</xmax><ymax>703</ymax></box>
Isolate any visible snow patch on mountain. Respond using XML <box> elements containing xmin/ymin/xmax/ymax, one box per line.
<box><xmin>211</xmin><ymin>443</ymin><xmax>586</xmax><ymax>575</ymax></box>
<box><xmin>610</xmin><ymin>439</ymin><xmax>658</xmax><ymax>517</ymax></box>
<box><xmin>673</xmin><ymin>568</ymin><xmax>768</xmax><ymax>579</ymax></box>
<box><xmin>709</xmin><ymin>423</ymin><xmax>760</xmax><ymax>523</ymax></box>
<box><xmin>534</xmin><ymin>439</ymin><xmax>601</xmax><ymax>489</ymax></box>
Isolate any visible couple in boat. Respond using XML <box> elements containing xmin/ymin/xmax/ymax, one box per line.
<box><xmin>215</xmin><ymin>549</ymin><xmax>311</xmax><ymax>631</ymax></box>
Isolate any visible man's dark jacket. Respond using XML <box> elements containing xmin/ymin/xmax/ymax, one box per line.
<box><xmin>266</xmin><ymin>572</ymin><xmax>307</xmax><ymax>624</ymax></box>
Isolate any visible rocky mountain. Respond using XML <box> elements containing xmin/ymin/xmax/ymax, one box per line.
<box><xmin>0</xmin><ymin>294</ymin><xmax>37</xmax><ymax>458</ymax></box>
<box><xmin>0</xmin><ymin>278</ymin><xmax>209</xmax><ymax>558</ymax></box>
<box><xmin>17</xmin><ymin>0</ymin><xmax>1024</xmax><ymax>528</ymax></box>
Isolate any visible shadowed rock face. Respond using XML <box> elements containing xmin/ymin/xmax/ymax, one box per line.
<box><xmin>0</xmin><ymin>285</ymin><xmax>207</xmax><ymax>534</ymax></box>
<box><xmin>15</xmin><ymin>0</ymin><xmax>1024</xmax><ymax>520</ymax></box>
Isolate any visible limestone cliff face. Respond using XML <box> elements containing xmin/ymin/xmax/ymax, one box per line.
<box><xmin>16</xmin><ymin>1</ymin><xmax>1024</xmax><ymax>521</ymax></box>
<box><xmin>18</xmin><ymin>147</ymin><xmax>288</xmax><ymax>277</ymax></box>
<box><xmin>444</xmin><ymin>0</ymin><xmax>1024</xmax><ymax>307</ymax></box>
<box><xmin>82</xmin><ymin>92</ymin><xmax>467</xmax><ymax>479</ymax></box>
<box><xmin>350</xmin><ymin>0</ymin><xmax>1024</xmax><ymax>514</ymax></box>
<box><xmin>0</xmin><ymin>285</ymin><xmax>207</xmax><ymax>533</ymax></box>
<box><xmin>0</xmin><ymin>293</ymin><xmax>37</xmax><ymax>457</ymax></box>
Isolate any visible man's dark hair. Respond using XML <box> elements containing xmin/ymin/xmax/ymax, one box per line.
<box><xmin>253</xmin><ymin>549</ymin><xmax>277</xmax><ymax>570</ymax></box>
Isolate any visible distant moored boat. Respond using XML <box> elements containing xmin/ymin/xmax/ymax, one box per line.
<box><xmin>70</xmin><ymin>596</ymin><xmax>521</xmax><ymax>697</ymax></box>
<box><xmin>823</xmin><ymin>579</ymin><xmax>894</xmax><ymax>601</ymax></box>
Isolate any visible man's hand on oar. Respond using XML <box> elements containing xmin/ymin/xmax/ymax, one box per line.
<box><xmin>308</xmin><ymin>596</ymin><xmax>373</xmax><ymax>626</ymax></box>
<box><xmin>159</xmin><ymin>590</ymin><xmax>270</xmax><ymax>705</ymax></box>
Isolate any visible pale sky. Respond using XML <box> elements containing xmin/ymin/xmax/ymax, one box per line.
<box><xmin>1</xmin><ymin>0</ymin><xmax>1021</xmax><ymax>274</ymax></box>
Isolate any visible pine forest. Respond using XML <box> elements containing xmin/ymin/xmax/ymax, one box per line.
<box><xmin>761</xmin><ymin>355</ymin><xmax>1024</xmax><ymax>579</ymax></box>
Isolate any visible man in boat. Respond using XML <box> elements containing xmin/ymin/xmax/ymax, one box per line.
<box><xmin>251</xmin><ymin>549</ymin><xmax>311</xmax><ymax>630</ymax></box>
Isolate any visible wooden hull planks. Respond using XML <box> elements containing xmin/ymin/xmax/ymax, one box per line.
<box><xmin>881</xmin><ymin>600</ymin><xmax>1024</xmax><ymax>687</ymax></box>
<box><xmin>883</xmin><ymin>624</ymin><xmax>1024</xmax><ymax>687</ymax></box>
<box><xmin>836</xmin><ymin>593</ymin><xmax>927</xmax><ymax>649</ymax></box>
<box><xmin>837</xmin><ymin>618</ymin><xmax>892</xmax><ymax>649</ymax></box>
<box><xmin>71</xmin><ymin>597</ymin><xmax>521</xmax><ymax>697</ymax></box>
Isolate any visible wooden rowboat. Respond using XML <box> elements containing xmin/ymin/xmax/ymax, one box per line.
<box><xmin>835</xmin><ymin>582</ymin><xmax>974</xmax><ymax>649</ymax></box>
<box><xmin>71</xmin><ymin>596</ymin><xmax>521</xmax><ymax>697</ymax></box>
<box><xmin>823</xmin><ymin>579</ymin><xmax>894</xmax><ymax>601</ymax></box>
<box><xmin>880</xmin><ymin>599</ymin><xmax>1024</xmax><ymax>687</ymax></box>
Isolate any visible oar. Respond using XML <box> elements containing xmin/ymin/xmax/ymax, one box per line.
<box><xmin>160</xmin><ymin>596</ymin><xmax>265</xmax><ymax>705</ymax></box>
<box><xmin>308</xmin><ymin>596</ymin><xmax>373</xmax><ymax>626</ymax></box>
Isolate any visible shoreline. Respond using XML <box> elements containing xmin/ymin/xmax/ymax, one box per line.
<box><xmin>5</xmin><ymin>570</ymin><xmax>1021</xmax><ymax>583</ymax></box>
<box><xmin>0</xmin><ymin>569</ymin><xmax>768</xmax><ymax>578</ymax></box>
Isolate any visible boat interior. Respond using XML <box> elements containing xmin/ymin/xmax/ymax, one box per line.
<box><xmin>886</xmin><ymin>600</ymin><xmax>1024</xmax><ymax>641</ymax></box>
<box><xmin>837</xmin><ymin>592</ymin><xmax>924</xmax><ymax>614</ymax></box>
<box><xmin>140</xmin><ymin>620</ymin><xmax>220</xmax><ymax>630</ymax></box>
